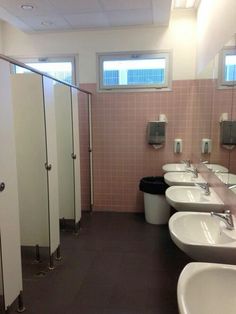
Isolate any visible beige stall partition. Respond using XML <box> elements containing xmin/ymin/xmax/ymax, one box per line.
<box><xmin>54</xmin><ymin>84</ymin><xmax>74</xmax><ymax>221</ymax></box>
<box><xmin>0</xmin><ymin>60</ymin><xmax>23</xmax><ymax>310</ymax></box>
<box><xmin>42</xmin><ymin>77</ymin><xmax>60</xmax><ymax>256</ymax></box>
<box><xmin>71</xmin><ymin>87</ymin><xmax>82</xmax><ymax>224</ymax></box>
<box><xmin>11</xmin><ymin>73</ymin><xmax>49</xmax><ymax>248</ymax></box>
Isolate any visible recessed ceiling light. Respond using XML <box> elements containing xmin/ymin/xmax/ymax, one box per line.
<box><xmin>21</xmin><ymin>4</ymin><xmax>34</xmax><ymax>10</ymax></box>
<box><xmin>41</xmin><ymin>21</ymin><xmax>54</xmax><ymax>26</ymax></box>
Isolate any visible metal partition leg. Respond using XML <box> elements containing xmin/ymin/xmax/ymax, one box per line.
<box><xmin>5</xmin><ymin>306</ymin><xmax>10</xmax><ymax>314</ymax></box>
<box><xmin>48</xmin><ymin>253</ymin><xmax>55</xmax><ymax>271</ymax></box>
<box><xmin>35</xmin><ymin>245</ymin><xmax>41</xmax><ymax>263</ymax></box>
<box><xmin>56</xmin><ymin>245</ymin><xmax>62</xmax><ymax>261</ymax></box>
<box><xmin>60</xmin><ymin>217</ymin><xmax>66</xmax><ymax>231</ymax></box>
<box><xmin>17</xmin><ymin>291</ymin><xmax>26</xmax><ymax>313</ymax></box>
<box><xmin>74</xmin><ymin>221</ymin><xmax>80</xmax><ymax>235</ymax></box>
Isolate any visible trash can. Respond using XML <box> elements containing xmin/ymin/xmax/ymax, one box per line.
<box><xmin>139</xmin><ymin>176</ymin><xmax>170</xmax><ymax>225</ymax></box>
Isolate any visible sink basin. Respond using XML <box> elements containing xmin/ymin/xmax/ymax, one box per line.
<box><xmin>231</xmin><ymin>186</ymin><xmax>236</xmax><ymax>194</ymax></box>
<box><xmin>164</xmin><ymin>172</ymin><xmax>206</xmax><ymax>186</ymax></box>
<box><xmin>178</xmin><ymin>262</ymin><xmax>236</xmax><ymax>314</ymax></box>
<box><xmin>165</xmin><ymin>186</ymin><xmax>224</xmax><ymax>212</ymax></box>
<box><xmin>162</xmin><ymin>163</ymin><xmax>228</xmax><ymax>173</ymax></box>
<box><xmin>168</xmin><ymin>211</ymin><xmax>236</xmax><ymax>263</ymax></box>
<box><xmin>162</xmin><ymin>163</ymin><xmax>187</xmax><ymax>172</ymax></box>
<box><xmin>215</xmin><ymin>172</ymin><xmax>236</xmax><ymax>186</ymax></box>
<box><xmin>206</xmin><ymin>164</ymin><xmax>228</xmax><ymax>172</ymax></box>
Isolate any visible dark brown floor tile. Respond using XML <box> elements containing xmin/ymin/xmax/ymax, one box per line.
<box><xmin>19</xmin><ymin>212</ymin><xmax>191</xmax><ymax>314</ymax></box>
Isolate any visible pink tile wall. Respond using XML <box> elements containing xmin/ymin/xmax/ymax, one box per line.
<box><xmin>80</xmin><ymin>80</ymin><xmax>236</xmax><ymax>213</ymax></box>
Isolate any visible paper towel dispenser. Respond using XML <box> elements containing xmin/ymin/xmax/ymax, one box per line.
<box><xmin>147</xmin><ymin>121</ymin><xmax>166</xmax><ymax>145</ymax></box>
<box><xmin>220</xmin><ymin>121</ymin><xmax>236</xmax><ymax>145</ymax></box>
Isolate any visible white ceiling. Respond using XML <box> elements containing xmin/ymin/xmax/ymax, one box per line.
<box><xmin>0</xmin><ymin>0</ymin><xmax>172</xmax><ymax>33</ymax></box>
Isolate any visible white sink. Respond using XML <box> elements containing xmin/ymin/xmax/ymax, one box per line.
<box><xmin>162</xmin><ymin>163</ymin><xmax>228</xmax><ymax>173</ymax></box>
<box><xmin>230</xmin><ymin>186</ymin><xmax>236</xmax><ymax>194</ymax></box>
<box><xmin>165</xmin><ymin>186</ymin><xmax>224</xmax><ymax>212</ymax></box>
<box><xmin>215</xmin><ymin>172</ymin><xmax>236</xmax><ymax>186</ymax></box>
<box><xmin>168</xmin><ymin>211</ymin><xmax>236</xmax><ymax>263</ymax></box>
<box><xmin>206</xmin><ymin>164</ymin><xmax>228</xmax><ymax>172</ymax></box>
<box><xmin>162</xmin><ymin>163</ymin><xmax>187</xmax><ymax>172</ymax></box>
<box><xmin>164</xmin><ymin>172</ymin><xmax>206</xmax><ymax>186</ymax></box>
<box><xmin>178</xmin><ymin>262</ymin><xmax>236</xmax><ymax>314</ymax></box>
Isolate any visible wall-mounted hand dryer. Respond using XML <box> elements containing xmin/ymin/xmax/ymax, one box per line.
<box><xmin>220</xmin><ymin>121</ymin><xmax>236</xmax><ymax>145</ymax></box>
<box><xmin>147</xmin><ymin>121</ymin><xmax>166</xmax><ymax>145</ymax></box>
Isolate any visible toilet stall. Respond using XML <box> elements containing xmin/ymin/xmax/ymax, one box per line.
<box><xmin>54</xmin><ymin>84</ymin><xmax>81</xmax><ymax>232</ymax></box>
<box><xmin>0</xmin><ymin>59</ymin><xmax>25</xmax><ymax>312</ymax></box>
<box><xmin>0</xmin><ymin>54</ymin><xmax>91</xmax><ymax>311</ymax></box>
<box><xmin>11</xmin><ymin>72</ymin><xmax>60</xmax><ymax>268</ymax></box>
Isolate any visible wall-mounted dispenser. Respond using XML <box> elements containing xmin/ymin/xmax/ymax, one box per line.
<box><xmin>219</xmin><ymin>112</ymin><xmax>228</xmax><ymax>122</ymax></box>
<box><xmin>159</xmin><ymin>113</ymin><xmax>168</xmax><ymax>123</ymax></box>
<box><xmin>220</xmin><ymin>121</ymin><xmax>236</xmax><ymax>146</ymax></box>
<box><xmin>174</xmin><ymin>139</ymin><xmax>183</xmax><ymax>153</ymax></box>
<box><xmin>147</xmin><ymin>121</ymin><xmax>166</xmax><ymax>148</ymax></box>
<box><xmin>201</xmin><ymin>138</ymin><xmax>212</xmax><ymax>154</ymax></box>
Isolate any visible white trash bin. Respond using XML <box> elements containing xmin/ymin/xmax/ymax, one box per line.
<box><xmin>144</xmin><ymin>192</ymin><xmax>170</xmax><ymax>224</ymax></box>
<box><xmin>140</xmin><ymin>177</ymin><xmax>170</xmax><ymax>225</ymax></box>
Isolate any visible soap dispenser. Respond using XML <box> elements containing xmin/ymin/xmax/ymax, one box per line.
<box><xmin>174</xmin><ymin>139</ymin><xmax>183</xmax><ymax>153</ymax></box>
<box><xmin>201</xmin><ymin>138</ymin><xmax>212</xmax><ymax>154</ymax></box>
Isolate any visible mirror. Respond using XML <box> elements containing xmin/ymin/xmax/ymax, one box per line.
<box><xmin>212</xmin><ymin>35</ymin><xmax>236</xmax><ymax>174</ymax></box>
<box><xmin>229</xmin><ymin>40</ymin><xmax>236</xmax><ymax>174</ymax></box>
<box><xmin>192</xmin><ymin>34</ymin><xmax>236</xmax><ymax>174</ymax></box>
<box><xmin>191</xmin><ymin>64</ymin><xmax>214</xmax><ymax>164</ymax></box>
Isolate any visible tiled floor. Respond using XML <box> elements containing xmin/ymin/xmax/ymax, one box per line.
<box><xmin>18</xmin><ymin>212</ymin><xmax>191</xmax><ymax>314</ymax></box>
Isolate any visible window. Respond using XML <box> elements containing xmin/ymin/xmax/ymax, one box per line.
<box><xmin>219</xmin><ymin>48</ymin><xmax>236</xmax><ymax>86</ymax></box>
<box><xmin>13</xmin><ymin>56</ymin><xmax>76</xmax><ymax>84</ymax></box>
<box><xmin>98</xmin><ymin>51</ymin><xmax>171</xmax><ymax>90</ymax></box>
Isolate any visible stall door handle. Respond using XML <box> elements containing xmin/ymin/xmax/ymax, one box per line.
<box><xmin>45</xmin><ymin>163</ymin><xmax>52</xmax><ymax>171</ymax></box>
<box><xmin>0</xmin><ymin>182</ymin><xmax>5</xmax><ymax>192</ymax></box>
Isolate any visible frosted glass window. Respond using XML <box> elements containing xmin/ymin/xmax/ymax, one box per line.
<box><xmin>98</xmin><ymin>52</ymin><xmax>171</xmax><ymax>90</ymax></box>
<box><xmin>225</xmin><ymin>55</ymin><xmax>236</xmax><ymax>82</ymax></box>
<box><xmin>219</xmin><ymin>48</ymin><xmax>236</xmax><ymax>86</ymax></box>
<box><xmin>13</xmin><ymin>57</ymin><xmax>75</xmax><ymax>84</ymax></box>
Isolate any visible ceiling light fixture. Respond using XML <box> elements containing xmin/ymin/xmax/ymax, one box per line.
<box><xmin>41</xmin><ymin>21</ymin><xmax>54</xmax><ymax>26</ymax></box>
<box><xmin>174</xmin><ymin>0</ymin><xmax>199</xmax><ymax>9</ymax></box>
<box><xmin>186</xmin><ymin>0</ymin><xmax>195</xmax><ymax>7</ymax></box>
<box><xmin>21</xmin><ymin>4</ymin><xmax>34</xmax><ymax>10</ymax></box>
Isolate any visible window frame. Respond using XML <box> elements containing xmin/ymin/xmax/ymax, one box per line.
<box><xmin>11</xmin><ymin>55</ymin><xmax>77</xmax><ymax>85</ymax></box>
<box><xmin>97</xmin><ymin>51</ymin><xmax>172</xmax><ymax>91</ymax></box>
<box><xmin>218</xmin><ymin>47</ymin><xmax>236</xmax><ymax>87</ymax></box>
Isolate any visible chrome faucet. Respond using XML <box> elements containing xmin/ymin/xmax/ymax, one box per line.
<box><xmin>211</xmin><ymin>210</ymin><xmax>234</xmax><ymax>230</ymax></box>
<box><xmin>229</xmin><ymin>185</ymin><xmax>236</xmax><ymax>190</ymax></box>
<box><xmin>186</xmin><ymin>167</ymin><xmax>198</xmax><ymax>178</ymax></box>
<box><xmin>195</xmin><ymin>183</ymin><xmax>210</xmax><ymax>195</ymax></box>
<box><xmin>182</xmin><ymin>159</ymin><xmax>191</xmax><ymax>168</ymax></box>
